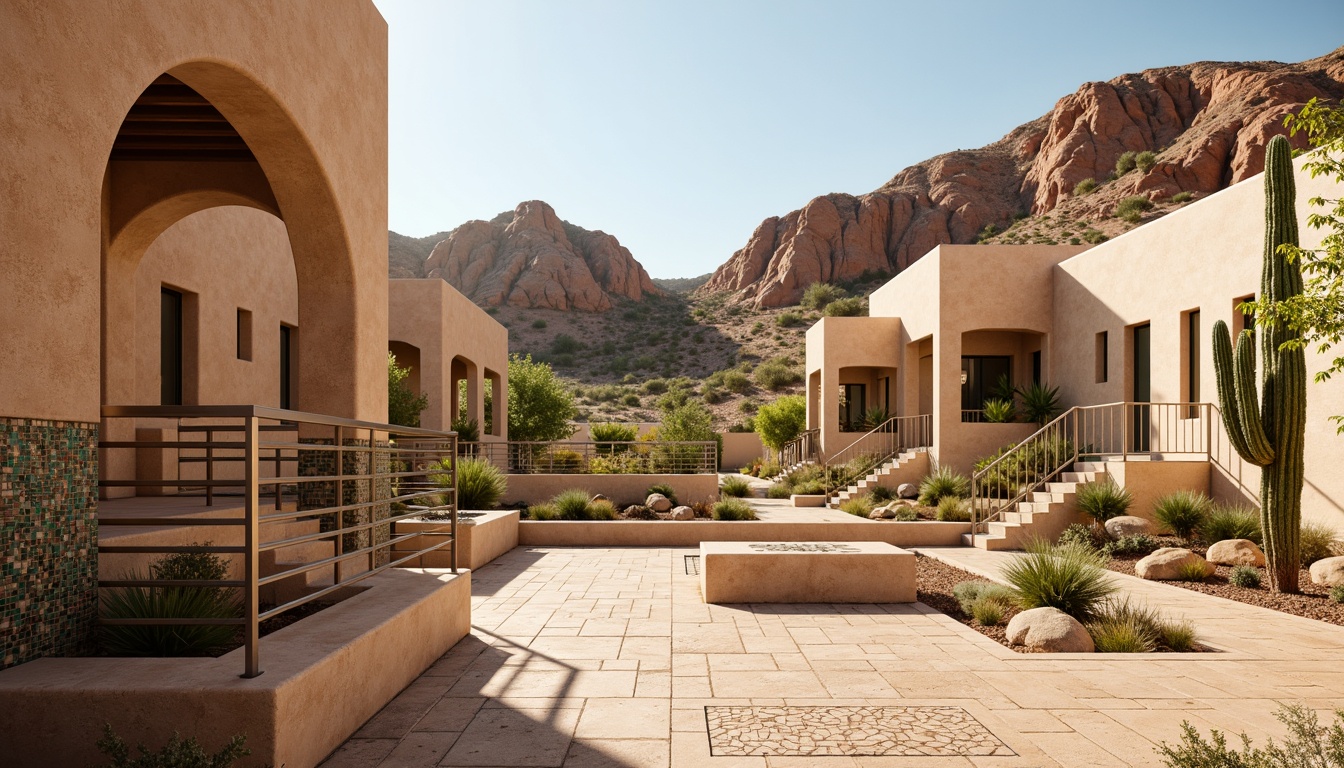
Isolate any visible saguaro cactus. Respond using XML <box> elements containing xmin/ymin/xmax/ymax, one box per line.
<box><xmin>1212</xmin><ymin>134</ymin><xmax>1307</xmax><ymax>593</ymax></box>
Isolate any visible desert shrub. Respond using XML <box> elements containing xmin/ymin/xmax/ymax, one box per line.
<box><xmin>451</xmin><ymin>415</ymin><xmax>480</xmax><ymax>443</ymax></box>
<box><xmin>840</xmin><ymin>495</ymin><xmax>875</xmax><ymax>517</ymax></box>
<box><xmin>801</xmin><ymin>282</ymin><xmax>847</xmax><ymax>310</ymax></box>
<box><xmin>1171</xmin><ymin>191</ymin><xmax>1194</xmax><ymax>203</ymax></box>
<box><xmin>646</xmin><ymin>483</ymin><xmax>679</xmax><ymax>506</ymax></box>
<box><xmin>936</xmin><ymin>496</ymin><xmax>971</xmax><ymax>522</ymax></box>
<box><xmin>1229</xmin><ymin>565</ymin><xmax>1261</xmax><ymax>589</ymax></box>
<box><xmin>641</xmin><ymin>378</ymin><xmax>669</xmax><ymax>395</ymax></box>
<box><xmin>101</xmin><ymin>548</ymin><xmax>240</xmax><ymax>657</ymax></box>
<box><xmin>1300</xmin><ymin>520</ymin><xmax>1341</xmax><ymax>565</ymax></box>
<box><xmin>1116</xmin><ymin>195</ymin><xmax>1154</xmax><ymax>223</ymax></box>
<box><xmin>588</xmin><ymin>453</ymin><xmax>649</xmax><ymax>474</ymax></box>
<box><xmin>1153</xmin><ymin>490</ymin><xmax>1211</xmax><ymax>540</ymax></box>
<box><xmin>701</xmin><ymin>386</ymin><xmax>725</xmax><ymax>405</ymax></box>
<box><xmin>1018</xmin><ymin>382</ymin><xmax>1063</xmax><ymax>426</ymax></box>
<box><xmin>93</xmin><ymin>724</ymin><xmax>254</xmax><ymax>768</ymax></box>
<box><xmin>590</xmin><ymin>422</ymin><xmax>638</xmax><ymax>450</ymax></box>
<box><xmin>823</xmin><ymin>297</ymin><xmax>866</xmax><ymax>317</ymax></box>
<box><xmin>1075</xmin><ymin>480</ymin><xmax>1133</xmax><ymax>523</ymax></box>
<box><xmin>1073</xmin><ymin>177</ymin><xmax>1098</xmax><ymax>196</ymax></box>
<box><xmin>793</xmin><ymin>479</ymin><xmax>827</xmax><ymax>495</ymax></box>
<box><xmin>1088</xmin><ymin>604</ymin><xmax>1159</xmax><ymax>653</ymax></box>
<box><xmin>550</xmin><ymin>334</ymin><xmax>583</xmax><ymax>354</ymax></box>
<box><xmin>1058</xmin><ymin>523</ymin><xmax>1104</xmax><ymax>551</ymax></box>
<box><xmin>720</xmin><ymin>475</ymin><xmax>752</xmax><ymax>498</ymax></box>
<box><xmin>712</xmin><ymin>498</ymin><xmax>757</xmax><ymax>520</ymax></box>
<box><xmin>759</xmin><ymin>459</ymin><xmax>781</xmax><ymax>477</ymax></box>
<box><xmin>918</xmin><ymin>466</ymin><xmax>970</xmax><ymax>507</ymax></box>
<box><xmin>982</xmin><ymin>398</ymin><xmax>1016</xmax><ymax>423</ymax></box>
<box><xmin>754</xmin><ymin>357</ymin><xmax>803</xmax><ymax>391</ymax></box>
<box><xmin>767</xmin><ymin>483</ymin><xmax>793</xmax><ymax>499</ymax></box>
<box><xmin>1134</xmin><ymin>150</ymin><xmax>1157</xmax><ymax>172</ymax></box>
<box><xmin>1331</xmin><ymin>584</ymin><xmax>1344</xmax><ymax>604</ymax></box>
<box><xmin>539</xmin><ymin>447</ymin><xmax>585</xmax><ymax>472</ymax></box>
<box><xmin>776</xmin><ymin>311</ymin><xmax>803</xmax><ymax>328</ymax></box>
<box><xmin>1177</xmin><ymin>559</ymin><xmax>1213</xmax><ymax>582</ymax></box>
<box><xmin>869</xmin><ymin>485</ymin><xmax>897</xmax><ymax>503</ymax></box>
<box><xmin>1115</xmin><ymin>151</ymin><xmax>1137</xmax><ymax>176</ymax></box>
<box><xmin>388</xmin><ymin>352</ymin><xmax>429</xmax><ymax>428</ymax></box>
<box><xmin>717</xmin><ymin>370</ymin><xmax>752</xmax><ymax>394</ymax></box>
<box><xmin>1201</xmin><ymin>504</ymin><xmax>1261</xmax><ymax>545</ymax></box>
<box><xmin>1081</xmin><ymin>228</ymin><xmax>1108</xmax><ymax>244</ymax></box>
<box><xmin>587</xmin><ymin>499</ymin><xmax>618</xmax><ymax>520</ymax></box>
<box><xmin>508</xmin><ymin>354</ymin><xmax>578</xmax><ymax>442</ymax></box>
<box><xmin>553</xmin><ymin>488</ymin><xmax>595</xmax><ymax>520</ymax></box>
<box><xmin>621</xmin><ymin>393</ymin><xmax>641</xmax><ymax>406</ymax></box>
<box><xmin>1001</xmin><ymin>540</ymin><xmax>1117</xmax><ymax>621</ymax></box>
<box><xmin>531</xmin><ymin>318</ymin><xmax>547</xmax><ymax>329</ymax></box>
<box><xmin>970</xmin><ymin>598</ymin><xmax>1006</xmax><ymax>627</ymax></box>
<box><xmin>1101</xmin><ymin>534</ymin><xmax>1161</xmax><ymax>557</ymax></box>
<box><xmin>952</xmin><ymin>581</ymin><xmax>1016</xmax><ymax>614</ymax></box>
<box><xmin>1161</xmin><ymin>621</ymin><xmax>1198</xmax><ymax>652</ymax></box>
<box><xmin>451</xmin><ymin>457</ymin><xmax>507</xmax><ymax>510</ymax></box>
<box><xmin>1157</xmin><ymin>704</ymin><xmax>1344</xmax><ymax>767</ymax></box>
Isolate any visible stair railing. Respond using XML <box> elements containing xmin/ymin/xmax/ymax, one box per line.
<box><xmin>821</xmin><ymin>414</ymin><xmax>932</xmax><ymax>498</ymax></box>
<box><xmin>780</xmin><ymin>428</ymin><xmax>820</xmax><ymax>469</ymax></box>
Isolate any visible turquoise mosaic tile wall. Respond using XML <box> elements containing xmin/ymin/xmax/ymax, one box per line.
<box><xmin>0</xmin><ymin>418</ymin><xmax>98</xmax><ymax>668</ymax></box>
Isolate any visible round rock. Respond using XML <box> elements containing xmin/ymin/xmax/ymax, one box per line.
<box><xmin>1310</xmin><ymin>556</ymin><xmax>1344</xmax><ymax>586</ymax></box>
<box><xmin>1104</xmin><ymin>515</ymin><xmax>1152</xmax><ymax>538</ymax></box>
<box><xmin>645</xmin><ymin>493</ymin><xmax>673</xmax><ymax>513</ymax></box>
<box><xmin>1206</xmin><ymin>539</ymin><xmax>1266</xmax><ymax>567</ymax></box>
<box><xmin>1005</xmin><ymin>607</ymin><xmax>1094</xmax><ymax>653</ymax></box>
<box><xmin>670</xmin><ymin>505</ymin><xmax>695</xmax><ymax>521</ymax></box>
<box><xmin>1136</xmin><ymin>547</ymin><xmax>1210</xmax><ymax>580</ymax></box>
<box><xmin>896</xmin><ymin>483</ymin><xmax>918</xmax><ymax>499</ymax></box>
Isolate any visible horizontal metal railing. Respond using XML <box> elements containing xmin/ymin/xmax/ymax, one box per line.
<box><xmin>98</xmin><ymin>404</ymin><xmax>459</xmax><ymax>678</ymax></box>
<box><xmin>780</xmin><ymin>429</ymin><xmax>819</xmax><ymax>468</ymax></box>
<box><xmin>458</xmin><ymin>440</ymin><xmax>717</xmax><ymax>475</ymax></box>
<box><xmin>969</xmin><ymin>402</ymin><xmax>1216</xmax><ymax>535</ymax></box>
<box><xmin>821</xmin><ymin>414</ymin><xmax>933</xmax><ymax>498</ymax></box>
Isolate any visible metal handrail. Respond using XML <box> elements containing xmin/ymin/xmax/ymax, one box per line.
<box><xmin>457</xmin><ymin>440</ymin><xmax>718</xmax><ymax>475</ymax></box>
<box><xmin>968</xmin><ymin>401</ymin><xmax>1218</xmax><ymax>535</ymax></box>
<box><xmin>97</xmin><ymin>404</ymin><xmax>460</xmax><ymax>678</ymax></box>
<box><xmin>820</xmin><ymin>414</ymin><xmax>933</xmax><ymax>497</ymax></box>
<box><xmin>780</xmin><ymin>429</ymin><xmax>820</xmax><ymax>468</ymax></box>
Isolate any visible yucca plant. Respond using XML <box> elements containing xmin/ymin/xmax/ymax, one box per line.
<box><xmin>1000</xmin><ymin>539</ymin><xmax>1117</xmax><ymax>621</ymax></box>
<box><xmin>917</xmin><ymin>466</ymin><xmax>970</xmax><ymax>507</ymax></box>
<box><xmin>1153</xmin><ymin>490</ymin><xmax>1211</xmax><ymax>541</ymax></box>
<box><xmin>447</xmin><ymin>456</ymin><xmax>507</xmax><ymax>510</ymax></box>
<box><xmin>1075</xmin><ymin>479</ymin><xmax>1133</xmax><ymax>523</ymax></box>
<box><xmin>1019</xmin><ymin>382</ymin><xmax>1063</xmax><ymax>426</ymax></box>
<box><xmin>101</xmin><ymin>548</ymin><xmax>240</xmax><ymax>657</ymax></box>
<box><xmin>982</xmin><ymin>398</ymin><xmax>1016</xmax><ymax>423</ymax></box>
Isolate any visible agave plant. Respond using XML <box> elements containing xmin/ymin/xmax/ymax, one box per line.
<box><xmin>1018</xmin><ymin>382</ymin><xmax>1063</xmax><ymax>426</ymax></box>
<box><xmin>982</xmin><ymin>398</ymin><xmax>1016</xmax><ymax>423</ymax></box>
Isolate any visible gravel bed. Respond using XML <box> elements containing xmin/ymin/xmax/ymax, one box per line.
<box><xmin>916</xmin><ymin>553</ymin><xmax>1015</xmax><ymax>647</ymax></box>
<box><xmin>1107</xmin><ymin>542</ymin><xmax>1344</xmax><ymax>626</ymax></box>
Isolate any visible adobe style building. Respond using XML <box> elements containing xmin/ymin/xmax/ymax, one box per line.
<box><xmin>806</xmin><ymin>155</ymin><xmax>1344</xmax><ymax>538</ymax></box>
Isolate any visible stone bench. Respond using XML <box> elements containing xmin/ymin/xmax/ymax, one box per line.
<box><xmin>699</xmin><ymin>541</ymin><xmax>916</xmax><ymax>604</ymax></box>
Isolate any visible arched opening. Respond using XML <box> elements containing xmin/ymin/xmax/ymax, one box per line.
<box><xmin>450</xmin><ymin>355</ymin><xmax>480</xmax><ymax>433</ymax></box>
<box><xmin>388</xmin><ymin>341</ymin><xmax>423</xmax><ymax>399</ymax></box>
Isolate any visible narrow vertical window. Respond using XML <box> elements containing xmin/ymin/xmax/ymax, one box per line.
<box><xmin>1032</xmin><ymin>351</ymin><xmax>1042</xmax><ymax>385</ymax></box>
<box><xmin>1095</xmin><ymin>331</ymin><xmax>1108</xmax><ymax>384</ymax></box>
<box><xmin>1187</xmin><ymin>310</ymin><xmax>1201</xmax><ymax>404</ymax></box>
<box><xmin>1236</xmin><ymin>294</ymin><xmax>1256</xmax><ymax>336</ymax></box>
<box><xmin>236</xmin><ymin>308</ymin><xmax>253</xmax><ymax>361</ymax></box>
<box><xmin>161</xmin><ymin>287</ymin><xmax>183</xmax><ymax>405</ymax></box>
<box><xmin>279</xmin><ymin>324</ymin><xmax>292</xmax><ymax>410</ymax></box>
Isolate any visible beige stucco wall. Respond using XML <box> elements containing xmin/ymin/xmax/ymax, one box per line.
<box><xmin>388</xmin><ymin>279</ymin><xmax>509</xmax><ymax>437</ymax></box>
<box><xmin>0</xmin><ymin>0</ymin><xmax>390</xmax><ymax>425</ymax></box>
<box><xmin>505</xmin><ymin>473</ymin><xmax>721</xmax><ymax>507</ymax></box>
<box><xmin>133</xmin><ymin>207</ymin><xmax>299</xmax><ymax>408</ymax></box>
<box><xmin>805</xmin><ymin>317</ymin><xmax>902</xmax><ymax>456</ymax></box>
<box><xmin>1053</xmin><ymin>158</ymin><xmax>1344</xmax><ymax>533</ymax></box>
<box><xmin>1106</xmin><ymin>461</ymin><xmax>1212</xmax><ymax>524</ymax></box>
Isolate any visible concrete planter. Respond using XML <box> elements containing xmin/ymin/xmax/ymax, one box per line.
<box><xmin>791</xmin><ymin>494</ymin><xmax>827</xmax><ymax>507</ymax></box>
<box><xmin>519</xmin><ymin>519</ymin><xmax>969</xmax><ymax>548</ymax></box>
<box><xmin>392</xmin><ymin>509</ymin><xmax>519</xmax><ymax>570</ymax></box>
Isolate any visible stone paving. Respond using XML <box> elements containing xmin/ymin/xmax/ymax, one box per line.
<box><xmin>320</xmin><ymin>545</ymin><xmax>1344</xmax><ymax>767</ymax></box>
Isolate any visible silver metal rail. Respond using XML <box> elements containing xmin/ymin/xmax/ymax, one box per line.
<box><xmin>98</xmin><ymin>404</ymin><xmax>459</xmax><ymax>678</ymax></box>
<box><xmin>780</xmin><ymin>428</ymin><xmax>820</xmax><ymax>469</ymax></box>
<box><xmin>457</xmin><ymin>440</ymin><xmax>717</xmax><ymax>474</ymax></box>
<box><xmin>820</xmin><ymin>414</ymin><xmax>933</xmax><ymax>497</ymax></box>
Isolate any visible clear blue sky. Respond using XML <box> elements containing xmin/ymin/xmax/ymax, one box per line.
<box><xmin>373</xmin><ymin>0</ymin><xmax>1344</xmax><ymax>279</ymax></box>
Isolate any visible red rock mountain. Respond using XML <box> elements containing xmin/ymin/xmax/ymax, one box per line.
<box><xmin>416</xmin><ymin>201</ymin><xmax>660</xmax><ymax>312</ymax></box>
<box><xmin>703</xmin><ymin>47</ymin><xmax>1344</xmax><ymax>307</ymax></box>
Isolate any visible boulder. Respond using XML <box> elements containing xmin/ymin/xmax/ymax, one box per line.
<box><xmin>1104</xmin><ymin>516</ymin><xmax>1152</xmax><ymax>538</ymax></box>
<box><xmin>670</xmin><ymin>505</ymin><xmax>695</xmax><ymax>521</ymax></box>
<box><xmin>1005</xmin><ymin>607</ymin><xmax>1094</xmax><ymax>653</ymax></box>
<box><xmin>645</xmin><ymin>493</ymin><xmax>673</xmax><ymax>513</ymax></box>
<box><xmin>1310</xmin><ymin>556</ymin><xmax>1344</xmax><ymax>586</ymax></box>
<box><xmin>868</xmin><ymin>509</ymin><xmax>885</xmax><ymax>520</ymax></box>
<box><xmin>1206</xmin><ymin>539</ymin><xmax>1266</xmax><ymax>567</ymax></box>
<box><xmin>1136</xmin><ymin>548</ymin><xmax>1211</xmax><ymax>580</ymax></box>
<box><xmin>896</xmin><ymin>483</ymin><xmax>918</xmax><ymax>499</ymax></box>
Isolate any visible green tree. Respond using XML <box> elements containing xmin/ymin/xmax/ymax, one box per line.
<box><xmin>388</xmin><ymin>352</ymin><xmax>428</xmax><ymax>427</ymax></box>
<box><xmin>754</xmin><ymin>395</ymin><xmax>806</xmax><ymax>451</ymax></box>
<box><xmin>1250</xmin><ymin>98</ymin><xmax>1344</xmax><ymax>430</ymax></box>
<box><xmin>658</xmin><ymin>399</ymin><xmax>722</xmax><ymax>467</ymax></box>
<box><xmin>507</xmin><ymin>354</ymin><xmax>577</xmax><ymax>442</ymax></box>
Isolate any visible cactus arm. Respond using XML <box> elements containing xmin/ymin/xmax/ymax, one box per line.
<box><xmin>1212</xmin><ymin>320</ymin><xmax>1274</xmax><ymax>466</ymax></box>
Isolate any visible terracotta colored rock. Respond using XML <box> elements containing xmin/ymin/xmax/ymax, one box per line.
<box><xmin>1310</xmin><ymin>556</ymin><xmax>1344</xmax><ymax>586</ymax></box>
<box><xmin>1206</xmin><ymin>539</ymin><xmax>1266</xmax><ymax>567</ymax></box>
<box><xmin>1005</xmin><ymin>607</ymin><xmax>1094</xmax><ymax>653</ymax></box>
<box><xmin>1104</xmin><ymin>516</ymin><xmax>1152</xmax><ymax>538</ymax></box>
<box><xmin>1136</xmin><ymin>548</ymin><xmax>1211</xmax><ymax>580</ymax></box>
<box><xmin>645</xmin><ymin>493</ymin><xmax>673</xmax><ymax>513</ymax></box>
<box><xmin>423</xmin><ymin>200</ymin><xmax>660</xmax><ymax>311</ymax></box>
<box><xmin>670</xmin><ymin>505</ymin><xmax>695</xmax><ymax>521</ymax></box>
<box><xmin>896</xmin><ymin>483</ymin><xmax>918</xmax><ymax>499</ymax></box>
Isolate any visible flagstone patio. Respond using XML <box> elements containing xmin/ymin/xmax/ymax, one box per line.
<box><xmin>319</xmin><ymin>545</ymin><xmax>1344</xmax><ymax>767</ymax></box>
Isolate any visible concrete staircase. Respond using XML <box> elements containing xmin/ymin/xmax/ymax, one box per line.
<box><xmin>827</xmin><ymin>450</ymin><xmax>930</xmax><ymax>508</ymax></box>
<box><xmin>961</xmin><ymin>461</ymin><xmax>1106</xmax><ymax>550</ymax></box>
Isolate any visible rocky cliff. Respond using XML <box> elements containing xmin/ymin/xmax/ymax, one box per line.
<box><xmin>702</xmin><ymin>47</ymin><xmax>1344</xmax><ymax>307</ymax></box>
<box><xmin>413</xmin><ymin>201</ymin><xmax>660</xmax><ymax>312</ymax></box>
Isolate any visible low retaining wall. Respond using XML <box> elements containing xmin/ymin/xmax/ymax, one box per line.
<box><xmin>721</xmin><ymin>432</ymin><xmax>765</xmax><ymax>470</ymax></box>
<box><xmin>519</xmin><ymin>520</ymin><xmax>968</xmax><ymax>548</ymax></box>
<box><xmin>0</xmin><ymin>568</ymin><xmax>471</xmax><ymax>768</ymax></box>
<box><xmin>393</xmin><ymin>509</ymin><xmax>519</xmax><ymax>569</ymax></box>
<box><xmin>505</xmin><ymin>473</ymin><xmax>720</xmax><ymax>506</ymax></box>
